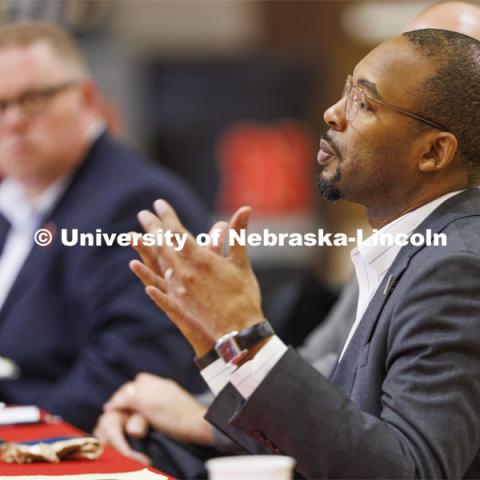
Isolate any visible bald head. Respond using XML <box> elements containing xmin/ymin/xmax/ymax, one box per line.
<box><xmin>404</xmin><ymin>1</ymin><xmax>480</xmax><ymax>40</ymax></box>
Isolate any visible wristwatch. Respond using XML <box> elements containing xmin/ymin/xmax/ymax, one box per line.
<box><xmin>194</xmin><ymin>320</ymin><xmax>274</xmax><ymax>369</ymax></box>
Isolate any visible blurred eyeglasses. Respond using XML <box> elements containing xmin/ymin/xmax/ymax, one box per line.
<box><xmin>0</xmin><ymin>79</ymin><xmax>80</xmax><ymax>120</ymax></box>
<box><xmin>342</xmin><ymin>74</ymin><xmax>449</xmax><ymax>132</ymax></box>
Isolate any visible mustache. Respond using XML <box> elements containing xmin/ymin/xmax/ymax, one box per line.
<box><xmin>321</xmin><ymin>132</ymin><xmax>342</xmax><ymax>159</ymax></box>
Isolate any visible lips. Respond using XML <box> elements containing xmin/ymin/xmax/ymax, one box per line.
<box><xmin>317</xmin><ymin>138</ymin><xmax>336</xmax><ymax>165</ymax></box>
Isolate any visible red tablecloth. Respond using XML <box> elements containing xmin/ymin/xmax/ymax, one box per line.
<box><xmin>0</xmin><ymin>419</ymin><xmax>174</xmax><ymax>478</ymax></box>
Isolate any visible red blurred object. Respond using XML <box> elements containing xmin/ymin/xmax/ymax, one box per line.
<box><xmin>217</xmin><ymin>120</ymin><xmax>315</xmax><ymax>214</ymax></box>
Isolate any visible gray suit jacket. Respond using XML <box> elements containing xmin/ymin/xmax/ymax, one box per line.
<box><xmin>206</xmin><ymin>189</ymin><xmax>480</xmax><ymax>479</ymax></box>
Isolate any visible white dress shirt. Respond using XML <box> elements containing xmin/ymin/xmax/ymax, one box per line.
<box><xmin>202</xmin><ymin>190</ymin><xmax>464</xmax><ymax>400</ymax></box>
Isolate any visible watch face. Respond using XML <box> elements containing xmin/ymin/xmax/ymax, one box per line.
<box><xmin>215</xmin><ymin>332</ymin><xmax>243</xmax><ymax>364</ymax></box>
<box><xmin>214</xmin><ymin>321</ymin><xmax>274</xmax><ymax>365</ymax></box>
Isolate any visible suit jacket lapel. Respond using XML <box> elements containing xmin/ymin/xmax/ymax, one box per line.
<box><xmin>329</xmin><ymin>189</ymin><xmax>480</xmax><ymax>395</ymax></box>
<box><xmin>0</xmin><ymin>222</ymin><xmax>58</xmax><ymax>318</ymax></box>
<box><xmin>329</xmin><ymin>271</ymin><xmax>401</xmax><ymax>395</ymax></box>
<box><xmin>0</xmin><ymin>133</ymin><xmax>108</xmax><ymax>320</ymax></box>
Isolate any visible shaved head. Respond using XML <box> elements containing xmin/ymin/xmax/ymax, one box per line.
<box><xmin>404</xmin><ymin>1</ymin><xmax>480</xmax><ymax>40</ymax></box>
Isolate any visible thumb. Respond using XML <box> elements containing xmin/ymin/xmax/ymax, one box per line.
<box><xmin>227</xmin><ymin>206</ymin><xmax>252</xmax><ymax>266</ymax></box>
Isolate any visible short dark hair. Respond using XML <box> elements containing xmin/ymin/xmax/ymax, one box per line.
<box><xmin>402</xmin><ymin>28</ymin><xmax>480</xmax><ymax>184</ymax></box>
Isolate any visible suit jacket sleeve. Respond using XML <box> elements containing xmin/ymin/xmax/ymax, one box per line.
<box><xmin>206</xmin><ymin>251</ymin><xmax>480</xmax><ymax>479</ymax></box>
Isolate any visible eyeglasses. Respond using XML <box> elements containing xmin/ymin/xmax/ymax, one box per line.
<box><xmin>0</xmin><ymin>80</ymin><xmax>81</xmax><ymax>120</ymax></box>
<box><xmin>342</xmin><ymin>74</ymin><xmax>449</xmax><ymax>132</ymax></box>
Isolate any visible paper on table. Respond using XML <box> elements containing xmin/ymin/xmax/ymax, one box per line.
<box><xmin>0</xmin><ymin>406</ymin><xmax>41</xmax><ymax>425</ymax></box>
<box><xmin>0</xmin><ymin>468</ymin><xmax>168</xmax><ymax>479</ymax></box>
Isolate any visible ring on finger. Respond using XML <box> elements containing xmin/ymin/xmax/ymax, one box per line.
<box><xmin>126</xmin><ymin>383</ymin><xmax>137</xmax><ymax>396</ymax></box>
<box><xmin>164</xmin><ymin>268</ymin><xmax>174</xmax><ymax>282</ymax></box>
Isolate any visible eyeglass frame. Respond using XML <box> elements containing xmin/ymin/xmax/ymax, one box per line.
<box><xmin>342</xmin><ymin>74</ymin><xmax>449</xmax><ymax>133</ymax></box>
<box><xmin>0</xmin><ymin>79</ymin><xmax>82</xmax><ymax>120</ymax></box>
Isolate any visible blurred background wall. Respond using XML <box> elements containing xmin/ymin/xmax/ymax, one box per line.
<box><xmin>0</xmin><ymin>0</ymin><xmax>439</xmax><ymax>289</ymax></box>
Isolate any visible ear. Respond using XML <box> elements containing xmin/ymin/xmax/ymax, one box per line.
<box><xmin>78</xmin><ymin>79</ymin><xmax>123</xmax><ymax>136</ymax></box>
<box><xmin>77</xmin><ymin>79</ymin><xmax>101</xmax><ymax>111</ymax></box>
<box><xmin>418</xmin><ymin>131</ymin><xmax>458</xmax><ymax>173</ymax></box>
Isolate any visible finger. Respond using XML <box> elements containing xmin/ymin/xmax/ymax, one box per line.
<box><xmin>93</xmin><ymin>423</ymin><xmax>103</xmax><ymax>440</ymax></box>
<box><xmin>138</xmin><ymin>209</ymin><xmax>181</xmax><ymax>269</ymax></box>
<box><xmin>125</xmin><ymin>413</ymin><xmax>149</xmax><ymax>438</ymax></box>
<box><xmin>145</xmin><ymin>286</ymin><xmax>211</xmax><ymax>347</ymax></box>
<box><xmin>104</xmin><ymin>382</ymin><xmax>138</xmax><ymax>412</ymax></box>
<box><xmin>129</xmin><ymin>260</ymin><xmax>167</xmax><ymax>292</ymax></box>
<box><xmin>133</xmin><ymin>245</ymin><xmax>172</xmax><ymax>295</ymax></box>
<box><xmin>130</xmin><ymin>232</ymin><xmax>165</xmax><ymax>276</ymax></box>
<box><xmin>145</xmin><ymin>286</ymin><xmax>179</xmax><ymax>323</ymax></box>
<box><xmin>227</xmin><ymin>206</ymin><xmax>252</xmax><ymax>266</ymax></box>
<box><xmin>137</xmin><ymin>209</ymin><xmax>164</xmax><ymax>235</ymax></box>
<box><xmin>95</xmin><ymin>412</ymin><xmax>144</xmax><ymax>462</ymax></box>
<box><xmin>153</xmin><ymin>200</ymin><xmax>197</xmax><ymax>256</ymax></box>
<box><xmin>127</xmin><ymin>449</ymin><xmax>151</xmax><ymax>465</ymax></box>
<box><xmin>208</xmin><ymin>221</ymin><xmax>228</xmax><ymax>255</ymax></box>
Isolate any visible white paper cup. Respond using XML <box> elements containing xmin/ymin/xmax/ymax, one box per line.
<box><xmin>206</xmin><ymin>454</ymin><xmax>296</xmax><ymax>480</ymax></box>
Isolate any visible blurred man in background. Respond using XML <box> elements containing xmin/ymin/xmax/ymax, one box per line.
<box><xmin>0</xmin><ymin>22</ymin><xmax>208</xmax><ymax>431</ymax></box>
<box><xmin>94</xmin><ymin>1</ymin><xmax>480</xmax><ymax>477</ymax></box>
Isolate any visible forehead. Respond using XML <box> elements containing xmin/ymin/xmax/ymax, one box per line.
<box><xmin>0</xmin><ymin>41</ymin><xmax>71</xmax><ymax>95</ymax></box>
<box><xmin>353</xmin><ymin>37</ymin><xmax>434</xmax><ymax>106</ymax></box>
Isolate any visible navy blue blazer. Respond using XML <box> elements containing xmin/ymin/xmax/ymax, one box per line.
<box><xmin>0</xmin><ymin>132</ymin><xmax>207</xmax><ymax>431</ymax></box>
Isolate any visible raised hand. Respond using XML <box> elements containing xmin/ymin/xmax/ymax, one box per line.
<box><xmin>130</xmin><ymin>200</ymin><xmax>263</xmax><ymax>356</ymax></box>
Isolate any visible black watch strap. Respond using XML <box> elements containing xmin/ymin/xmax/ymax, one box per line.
<box><xmin>194</xmin><ymin>348</ymin><xmax>219</xmax><ymax>370</ymax></box>
<box><xmin>235</xmin><ymin>320</ymin><xmax>274</xmax><ymax>350</ymax></box>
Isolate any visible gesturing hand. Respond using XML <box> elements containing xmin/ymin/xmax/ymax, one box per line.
<box><xmin>130</xmin><ymin>200</ymin><xmax>263</xmax><ymax>356</ymax></box>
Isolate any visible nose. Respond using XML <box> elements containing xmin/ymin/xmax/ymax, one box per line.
<box><xmin>323</xmin><ymin>97</ymin><xmax>347</xmax><ymax>132</ymax></box>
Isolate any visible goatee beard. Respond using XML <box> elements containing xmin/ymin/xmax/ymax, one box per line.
<box><xmin>316</xmin><ymin>165</ymin><xmax>342</xmax><ymax>201</ymax></box>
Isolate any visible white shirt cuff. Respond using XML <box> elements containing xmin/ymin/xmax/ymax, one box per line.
<box><xmin>200</xmin><ymin>358</ymin><xmax>237</xmax><ymax>396</ymax></box>
<box><xmin>230</xmin><ymin>335</ymin><xmax>287</xmax><ymax>399</ymax></box>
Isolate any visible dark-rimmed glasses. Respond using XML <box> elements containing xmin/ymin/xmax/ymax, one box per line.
<box><xmin>342</xmin><ymin>74</ymin><xmax>449</xmax><ymax>132</ymax></box>
<box><xmin>0</xmin><ymin>79</ymin><xmax>81</xmax><ymax>120</ymax></box>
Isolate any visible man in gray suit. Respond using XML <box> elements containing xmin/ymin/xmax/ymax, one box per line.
<box><xmin>130</xmin><ymin>27</ymin><xmax>480</xmax><ymax>478</ymax></box>
<box><xmin>95</xmin><ymin>1</ymin><xmax>480</xmax><ymax>467</ymax></box>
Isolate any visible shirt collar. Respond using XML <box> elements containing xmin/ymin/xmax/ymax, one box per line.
<box><xmin>85</xmin><ymin>119</ymin><xmax>106</xmax><ymax>143</ymax></box>
<box><xmin>351</xmin><ymin>190</ymin><xmax>465</xmax><ymax>280</ymax></box>
<box><xmin>0</xmin><ymin>175</ymin><xmax>70</xmax><ymax>230</ymax></box>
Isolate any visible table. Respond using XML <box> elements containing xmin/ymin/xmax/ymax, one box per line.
<box><xmin>0</xmin><ymin>418</ymin><xmax>174</xmax><ymax>478</ymax></box>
